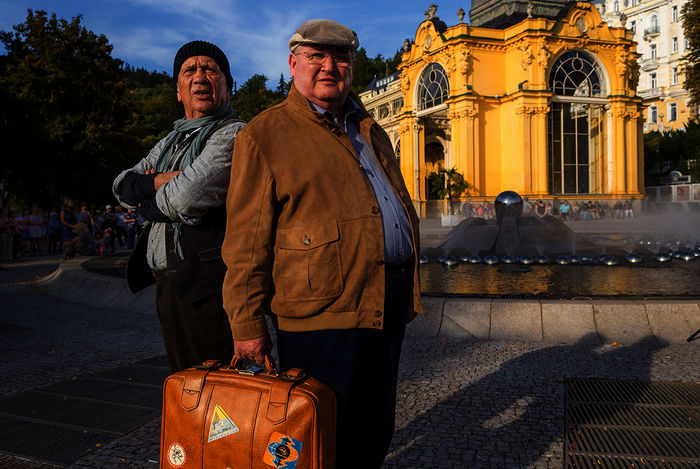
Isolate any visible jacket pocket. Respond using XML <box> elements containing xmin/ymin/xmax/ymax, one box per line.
<box><xmin>274</xmin><ymin>220</ymin><xmax>343</xmax><ymax>302</ymax></box>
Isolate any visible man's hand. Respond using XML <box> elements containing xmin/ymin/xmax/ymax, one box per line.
<box><xmin>153</xmin><ymin>170</ymin><xmax>182</xmax><ymax>190</ymax></box>
<box><xmin>234</xmin><ymin>335</ymin><xmax>272</xmax><ymax>364</ymax></box>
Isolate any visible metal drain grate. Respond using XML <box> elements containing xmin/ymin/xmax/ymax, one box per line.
<box><xmin>565</xmin><ymin>379</ymin><xmax>700</xmax><ymax>468</ymax></box>
<box><xmin>0</xmin><ymin>355</ymin><xmax>170</xmax><ymax>466</ymax></box>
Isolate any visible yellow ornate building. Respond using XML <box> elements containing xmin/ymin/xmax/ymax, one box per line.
<box><xmin>360</xmin><ymin>2</ymin><xmax>646</xmax><ymax>210</ymax></box>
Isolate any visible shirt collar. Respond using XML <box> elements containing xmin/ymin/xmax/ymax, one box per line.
<box><xmin>309</xmin><ymin>97</ymin><xmax>361</xmax><ymax>124</ymax></box>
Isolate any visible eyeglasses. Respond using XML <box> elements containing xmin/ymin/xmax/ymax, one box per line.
<box><xmin>295</xmin><ymin>50</ymin><xmax>353</xmax><ymax>67</ymax></box>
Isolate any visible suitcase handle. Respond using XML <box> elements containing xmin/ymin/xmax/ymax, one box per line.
<box><xmin>230</xmin><ymin>354</ymin><xmax>277</xmax><ymax>374</ymax></box>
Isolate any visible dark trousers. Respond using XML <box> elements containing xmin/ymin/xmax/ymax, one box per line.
<box><xmin>276</xmin><ymin>268</ymin><xmax>411</xmax><ymax>469</ymax></box>
<box><xmin>154</xmin><ymin>271</ymin><xmax>235</xmax><ymax>372</ymax></box>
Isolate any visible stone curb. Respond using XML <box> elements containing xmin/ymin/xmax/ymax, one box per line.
<box><xmin>36</xmin><ymin>258</ymin><xmax>155</xmax><ymax>314</ymax></box>
<box><xmin>407</xmin><ymin>296</ymin><xmax>700</xmax><ymax>344</ymax></box>
<box><xmin>37</xmin><ymin>260</ymin><xmax>700</xmax><ymax>344</ymax></box>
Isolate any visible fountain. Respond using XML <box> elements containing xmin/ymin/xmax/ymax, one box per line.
<box><xmin>422</xmin><ymin>191</ymin><xmax>700</xmax><ymax>298</ymax></box>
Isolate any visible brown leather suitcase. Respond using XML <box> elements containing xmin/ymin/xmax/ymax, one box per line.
<box><xmin>160</xmin><ymin>358</ymin><xmax>336</xmax><ymax>469</ymax></box>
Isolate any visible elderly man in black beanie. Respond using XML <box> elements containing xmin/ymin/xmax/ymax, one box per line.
<box><xmin>113</xmin><ymin>40</ymin><xmax>244</xmax><ymax>372</ymax></box>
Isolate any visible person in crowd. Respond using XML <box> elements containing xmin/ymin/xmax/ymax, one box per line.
<box><xmin>483</xmin><ymin>202</ymin><xmax>492</xmax><ymax>219</ymax></box>
<box><xmin>534</xmin><ymin>199</ymin><xmax>547</xmax><ymax>218</ymax></box>
<box><xmin>113</xmin><ymin>40</ymin><xmax>243</xmax><ymax>372</ymax></box>
<box><xmin>101</xmin><ymin>204</ymin><xmax>118</xmax><ymax>253</ymax></box>
<box><xmin>222</xmin><ymin>20</ymin><xmax>423</xmax><ymax>468</ymax></box>
<box><xmin>15</xmin><ymin>208</ymin><xmax>30</xmax><ymax>257</ymax></box>
<box><xmin>0</xmin><ymin>207</ymin><xmax>13</xmax><ymax>261</ymax></box>
<box><xmin>114</xmin><ymin>205</ymin><xmax>127</xmax><ymax>247</ymax></box>
<box><xmin>47</xmin><ymin>212</ymin><xmax>62</xmax><ymax>254</ymax></box>
<box><xmin>63</xmin><ymin>222</ymin><xmax>96</xmax><ymax>260</ymax></box>
<box><xmin>624</xmin><ymin>200</ymin><xmax>634</xmax><ymax>218</ymax></box>
<box><xmin>27</xmin><ymin>206</ymin><xmax>44</xmax><ymax>256</ymax></box>
<box><xmin>123</xmin><ymin>207</ymin><xmax>140</xmax><ymax>250</ymax></box>
<box><xmin>614</xmin><ymin>200</ymin><xmax>623</xmax><ymax>218</ymax></box>
<box><xmin>59</xmin><ymin>198</ymin><xmax>77</xmax><ymax>252</ymax></box>
<box><xmin>593</xmin><ymin>201</ymin><xmax>604</xmax><ymax>220</ymax></box>
<box><xmin>523</xmin><ymin>196</ymin><xmax>532</xmax><ymax>216</ymax></box>
<box><xmin>76</xmin><ymin>203</ymin><xmax>94</xmax><ymax>233</ymax></box>
<box><xmin>603</xmin><ymin>201</ymin><xmax>612</xmax><ymax>219</ymax></box>
<box><xmin>559</xmin><ymin>200</ymin><xmax>570</xmax><ymax>220</ymax></box>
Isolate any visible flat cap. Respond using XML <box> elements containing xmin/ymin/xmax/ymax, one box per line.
<box><xmin>289</xmin><ymin>19</ymin><xmax>359</xmax><ymax>51</ymax></box>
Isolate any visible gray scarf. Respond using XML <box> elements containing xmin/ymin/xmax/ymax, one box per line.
<box><xmin>153</xmin><ymin>101</ymin><xmax>236</xmax><ymax>259</ymax></box>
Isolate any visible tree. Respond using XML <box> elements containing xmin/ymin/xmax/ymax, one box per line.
<box><xmin>644</xmin><ymin>119</ymin><xmax>700</xmax><ymax>186</ymax></box>
<box><xmin>230</xmin><ymin>74</ymin><xmax>287</xmax><ymax>121</ymax></box>
<box><xmin>436</xmin><ymin>167</ymin><xmax>470</xmax><ymax>215</ymax></box>
<box><xmin>682</xmin><ymin>0</ymin><xmax>700</xmax><ymax>106</ymax></box>
<box><xmin>0</xmin><ymin>10</ymin><xmax>135</xmax><ymax>205</ymax></box>
<box><xmin>351</xmin><ymin>48</ymin><xmax>403</xmax><ymax>94</ymax></box>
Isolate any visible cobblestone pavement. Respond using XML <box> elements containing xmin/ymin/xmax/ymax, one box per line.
<box><xmin>0</xmin><ymin>257</ymin><xmax>698</xmax><ymax>468</ymax></box>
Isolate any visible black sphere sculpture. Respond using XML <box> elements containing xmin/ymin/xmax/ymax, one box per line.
<box><xmin>494</xmin><ymin>190</ymin><xmax>524</xmax><ymax>224</ymax></box>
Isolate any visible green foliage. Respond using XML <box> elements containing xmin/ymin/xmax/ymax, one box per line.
<box><xmin>682</xmin><ymin>0</ymin><xmax>700</xmax><ymax>106</ymax></box>
<box><xmin>644</xmin><ymin>119</ymin><xmax>700</xmax><ymax>185</ymax></box>
<box><xmin>0</xmin><ymin>10</ymin><xmax>134</xmax><ymax>206</ymax></box>
<box><xmin>434</xmin><ymin>167</ymin><xmax>470</xmax><ymax>215</ymax></box>
<box><xmin>351</xmin><ymin>48</ymin><xmax>403</xmax><ymax>94</ymax></box>
<box><xmin>0</xmin><ymin>10</ymin><xmax>178</xmax><ymax>207</ymax></box>
<box><xmin>230</xmin><ymin>74</ymin><xmax>288</xmax><ymax>121</ymax></box>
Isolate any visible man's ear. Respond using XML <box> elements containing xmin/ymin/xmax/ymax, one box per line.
<box><xmin>288</xmin><ymin>52</ymin><xmax>297</xmax><ymax>79</ymax></box>
<box><xmin>176</xmin><ymin>85</ymin><xmax>182</xmax><ymax>103</ymax></box>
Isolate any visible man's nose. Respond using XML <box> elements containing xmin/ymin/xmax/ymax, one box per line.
<box><xmin>193</xmin><ymin>67</ymin><xmax>207</xmax><ymax>81</ymax></box>
<box><xmin>319</xmin><ymin>54</ymin><xmax>336</xmax><ymax>72</ymax></box>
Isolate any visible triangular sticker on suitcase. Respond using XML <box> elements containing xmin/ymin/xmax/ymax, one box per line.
<box><xmin>207</xmin><ymin>404</ymin><xmax>240</xmax><ymax>442</ymax></box>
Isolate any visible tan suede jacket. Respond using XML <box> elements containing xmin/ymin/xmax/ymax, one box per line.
<box><xmin>222</xmin><ymin>85</ymin><xmax>423</xmax><ymax>341</ymax></box>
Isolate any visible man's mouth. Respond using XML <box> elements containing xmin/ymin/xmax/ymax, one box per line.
<box><xmin>193</xmin><ymin>89</ymin><xmax>212</xmax><ymax>98</ymax></box>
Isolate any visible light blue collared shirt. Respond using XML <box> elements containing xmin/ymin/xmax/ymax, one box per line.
<box><xmin>311</xmin><ymin>100</ymin><xmax>413</xmax><ymax>267</ymax></box>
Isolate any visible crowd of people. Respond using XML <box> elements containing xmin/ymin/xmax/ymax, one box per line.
<box><xmin>523</xmin><ymin>198</ymin><xmax>636</xmax><ymax>221</ymax></box>
<box><xmin>451</xmin><ymin>197</ymin><xmax>636</xmax><ymax>222</ymax></box>
<box><xmin>0</xmin><ymin>198</ymin><xmax>143</xmax><ymax>262</ymax></box>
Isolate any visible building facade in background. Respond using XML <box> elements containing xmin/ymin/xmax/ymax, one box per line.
<box><xmin>360</xmin><ymin>3</ymin><xmax>645</xmax><ymax>211</ymax></box>
<box><xmin>594</xmin><ymin>0</ymin><xmax>696</xmax><ymax>132</ymax></box>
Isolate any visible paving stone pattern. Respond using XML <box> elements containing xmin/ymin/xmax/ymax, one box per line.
<box><xmin>0</xmin><ymin>256</ymin><xmax>698</xmax><ymax>468</ymax></box>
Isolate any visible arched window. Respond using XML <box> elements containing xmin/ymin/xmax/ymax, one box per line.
<box><xmin>650</xmin><ymin>14</ymin><xmax>659</xmax><ymax>30</ymax></box>
<box><xmin>418</xmin><ymin>63</ymin><xmax>449</xmax><ymax>110</ymax></box>
<box><xmin>548</xmin><ymin>51</ymin><xmax>607</xmax><ymax>195</ymax></box>
<box><xmin>550</xmin><ymin>50</ymin><xmax>605</xmax><ymax>97</ymax></box>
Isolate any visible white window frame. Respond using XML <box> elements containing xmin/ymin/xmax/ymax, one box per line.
<box><xmin>650</xmin><ymin>43</ymin><xmax>657</xmax><ymax>58</ymax></box>
<box><xmin>649</xmin><ymin>105</ymin><xmax>657</xmax><ymax>123</ymax></box>
<box><xmin>650</xmin><ymin>72</ymin><xmax>657</xmax><ymax>89</ymax></box>
<box><xmin>672</xmin><ymin>37</ymin><xmax>678</xmax><ymax>53</ymax></box>
<box><xmin>668</xmin><ymin>102</ymin><xmax>677</xmax><ymax>122</ymax></box>
<box><xmin>672</xmin><ymin>67</ymin><xmax>679</xmax><ymax>85</ymax></box>
<box><xmin>672</xmin><ymin>5</ymin><xmax>678</xmax><ymax>22</ymax></box>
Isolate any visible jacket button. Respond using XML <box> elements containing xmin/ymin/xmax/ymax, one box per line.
<box><xmin>373</xmin><ymin>321</ymin><xmax>382</xmax><ymax>328</ymax></box>
<box><xmin>371</xmin><ymin>206</ymin><xmax>379</xmax><ymax>214</ymax></box>
<box><xmin>375</xmin><ymin>310</ymin><xmax>383</xmax><ymax>318</ymax></box>
<box><xmin>303</xmin><ymin>236</ymin><xmax>311</xmax><ymax>246</ymax></box>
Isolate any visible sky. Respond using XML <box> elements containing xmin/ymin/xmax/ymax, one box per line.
<box><xmin>1</xmin><ymin>0</ymin><xmax>473</xmax><ymax>86</ymax></box>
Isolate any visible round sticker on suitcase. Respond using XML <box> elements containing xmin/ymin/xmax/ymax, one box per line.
<box><xmin>264</xmin><ymin>432</ymin><xmax>303</xmax><ymax>468</ymax></box>
<box><xmin>168</xmin><ymin>443</ymin><xmax>186</xmax><ymax>467</ymax></box>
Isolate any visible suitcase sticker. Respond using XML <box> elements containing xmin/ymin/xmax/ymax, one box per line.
<box><xmin>263</xmin><ymin>432</ymin><xmax>303</xmax><ymax>468</ymax></box>
<box><xmin>207</xmin><ymin>404</ymin><xmax>239</xmax><ymax>443</ymax></box>
<box><xmin>167</xmin><ymin>443</ymin><xmax>186</xmax><ymax>467</ymax></box>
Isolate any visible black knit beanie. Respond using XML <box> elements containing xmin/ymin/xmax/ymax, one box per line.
<box><xmin>173</xmin><ymin>40</ymin><xmax>233</xmax><ymax>90</ymax></box>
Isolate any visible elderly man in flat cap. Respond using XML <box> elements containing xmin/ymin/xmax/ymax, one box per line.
<box><xmin>222</xmin><ymin>20</ymin><xmax>423</xmax><ymax>467</ymax></box>
<box><xmin>113</xmin><ymin>40</ymin><xmax>244</xmax><ymax>373</ymax></box>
